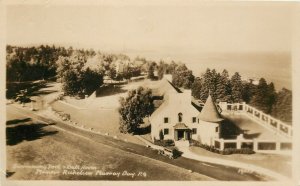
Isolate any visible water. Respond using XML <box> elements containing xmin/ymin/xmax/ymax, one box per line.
<box><xmin>122</xmin><ymin>50</ymin><xmax>292</xmax><ymax>91</ymax></box>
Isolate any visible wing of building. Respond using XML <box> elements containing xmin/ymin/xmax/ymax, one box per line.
<box><xmin>150</xmin><ymin>79</ymin><xmax>223</xmax><ymax>146</ymax></box>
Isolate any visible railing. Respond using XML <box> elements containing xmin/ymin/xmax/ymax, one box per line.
<box><xmin>218</xmin><ymin>102</ymin><xmax>292</xmax><ymax>138</ymax></box>
<box><xmin>214</xmin><ymin>136</ymin><xmax>292</xmax><ymax>153</ymax></box>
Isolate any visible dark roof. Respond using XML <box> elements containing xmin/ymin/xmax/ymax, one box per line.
<box><xmin>173</xmin><ymin>123</ymin><xmax>190</xmax><ymax>130</ymax></box>
<box><xmin>151</xmin><ymin>79</ymin><xmax>180</xmax><ymax>97</ymax></box>
<box><xmin>198</xmin><ymin>94</ymin><xmax>223</xmax><ymax>123</ymax></box>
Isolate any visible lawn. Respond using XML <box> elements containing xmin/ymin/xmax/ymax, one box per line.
<box><xmin>49</xmin><ymin>79</ymin><xmax>164</xmax><ymax>145</ymax></box>
<box><xmin>63</xmin><ymin>79</ymin><xmax>162</xmax><ymax>109</ymax></box>
<box><xmin>189</xmin><ymin>146</ymin><xmax>292</xmax><ymax>178</ymax></box>
<box><xmin>6</xmin><ymin>110</ymin><xmax>212</xmax><ymax>180</ymax></box>
<box><xmin>50</xmin><ymin>100</ymin><xmax>145</xmax><ymax>145</ymax></box>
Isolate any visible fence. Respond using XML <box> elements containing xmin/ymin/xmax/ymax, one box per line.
<box><xmin>214</xmin><ymin>136</ymin><xmax>292</xmax><ymax>153</ymax></box>
<box><xmin>218</xmin><ymin>102</ymin><xmax>292</xmax><ymax>138</ymax></box>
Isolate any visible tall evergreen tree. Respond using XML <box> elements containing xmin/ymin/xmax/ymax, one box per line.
<box><xmin>191</xmin><ymin>77</ymin><xmax>203</xmax><ymax>100</ymax></box>
<box><xmin>199</xmin><ymin>68</ymin><xmax>211</xmax><ymax>101</ymax></box>
<box><xmin>266</xmin><ymin>82</ymin><xmax>276</xmax><ymax>113</ymax></box>
<box><xmin>241</xmin><ymin>82</ymin><xmax>256</xmax><ymax>103</ymax></box>
<box><xmin>249</xmin><ymin>78</ymin><xmax>270</xmax><ymax>113</ymax></box>
<box><xmin>215</xmin><ymin>69</ymin><xmax>231</xmax><ymax>102</ymax></box>
<box><xmin>271</xmin><ymin>88</ymin><xmax>292</xmax><ymax>122</ymax></box>
<box><xmin>230</xmin><ymin>72</ymin><xmax>243</xmax><ymax>103</ymax></box>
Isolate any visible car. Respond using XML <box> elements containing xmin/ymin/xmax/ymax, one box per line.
<box><xmin>157</xmin><ymin>148</ymin><xmax>174</xmax><ymax>159</ymax></box>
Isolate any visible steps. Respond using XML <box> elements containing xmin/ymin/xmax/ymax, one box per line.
<box><xmin>175</xmin><ymin>140</ymin><xmax>190</xmax><ymax>147</ymax></box>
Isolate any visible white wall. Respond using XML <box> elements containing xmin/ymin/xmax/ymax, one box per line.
<box><xmin>196</xmin><ymin>121</ymin><xmax>219</xmax><ymax>146</ymax></box>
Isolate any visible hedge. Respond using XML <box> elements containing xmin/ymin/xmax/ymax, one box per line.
<box><xmin>154</xmin><ymin>139</ymin><xmax>175</xmax><ymax>147</ymax></box>
<box><xmin>190</xmin><ymin>139</ymin><xmax>254</xmax><ymax>155</ymax></box>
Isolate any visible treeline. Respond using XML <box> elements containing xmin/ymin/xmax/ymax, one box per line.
<box><xmin>6</xmin><ymin>45</ymin><xmax>292</xmax><ymax>121</ymax></box>
<box><xmin>6</xmin><ymin>45</ymin><xmax>163</xmax><ymax>97</ymax></box>
<box><xmin>6</xmin><ymin>45</ymin><xmax>71</xmax><ymax>82</ymax></box>
<box><xmin>156</xmin><ymin>62</ymin><xmax>292</xmax><ymax>122</ymax></box>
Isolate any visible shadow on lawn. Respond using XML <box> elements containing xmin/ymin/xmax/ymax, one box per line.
<box><xmin>221</xmin><ymin>117</ymin><xmax>262</xmax><ymax>139</ymax></box>
<box><xmin>95</xmin><ymin>85</ymin><xmax>127</xmax><ymax>97</ymax></box>
<box><xmin>136</xmin><ymin>125</ymin><xmax>151</xmax><ymax>135</ymax></box>
<box><xmin>220</xmin><ymin>118</ymin><xmax>243</xmax><ymax>139</ymax></box>
<box><xmin>28</xmin><ymin>89</ymin><xmax>58</xmax><ymax>96</ymax></box>
<box><xmin>6</xmin><ymin>118</ymin><xmax>32</xmax><ymax>125</ymax></box>
<box><xmin>6</xmin><ymin>121</ymin><xmax>58</xmax><ymax>146</ymax></box>
<box><xmin>244</xmin><ymin>132</ymin><xmax>261</xmax><ymax>139</ymax></box>
<box><xmin>6</xmin><ymin>171</ymin><xmax>15</xmax><ymax>178</ymax></box>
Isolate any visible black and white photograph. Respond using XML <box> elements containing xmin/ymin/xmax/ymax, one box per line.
<box><xmin>1</xmin><ymin>0</ymin><xmax>299</xmax><ymax>185</ymax></box>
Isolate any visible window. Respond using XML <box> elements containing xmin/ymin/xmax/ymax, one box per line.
<box><xmin>192</xmin><ymin>128</ymin><xmax>197</xmax><ymax>134</ymax></box>
<box><xmin>215</xmin><ymin>127</ymin><xmax>219</xmax><ymax>133</ymax></box>
<box><xmin>164</xmin><ymin>128</ymin><xmax>169</xmax><ymax>135</ymax></box>
<box><xmin>178</xmin><ymin>113</ymin><xmax>183</xmax><ymax>122</ymax></box>
<box><xmin>164</xmin><ymin>117</ymin><xmax>169</xmax><ymax>123</ymax></box>
<box><xmin>198</xmin><ymin>119</ymin><xmax>199</xmax><ymax>123</ymax></box>
<box><xmin>192</xmin><ymin>117</ymin><xmax>197</xmax><ymax>123</ymax></box>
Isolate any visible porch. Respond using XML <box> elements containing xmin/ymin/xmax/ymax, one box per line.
<box><xmin>173</xmin><ymin>123</ymin><xmax>191</xmax><ymax>147</ymax></box>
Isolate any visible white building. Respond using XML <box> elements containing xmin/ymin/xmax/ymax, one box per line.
<box><xmin>150</xmin><ymin>85</ymin><xmax>223</xmax><ymax>146</ymax></box>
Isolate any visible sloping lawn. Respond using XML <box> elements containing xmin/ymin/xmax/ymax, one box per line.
<box><xmin>50</xmin><ymin>101</ymin><xmax>145</xmax><ymax>145</ymax></box>
<box><xmin>190</xmin><ymin>146</ymin><xmax>292</xmax><ymax>177</ymax></box>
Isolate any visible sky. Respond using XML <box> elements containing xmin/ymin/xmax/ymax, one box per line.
<box><xmin>6</xmin><ymin>1</ymin><xmax>293</xmax><ymax>53</ymax></box>
<box><xmin>5</xmin><ymin>1</ymin><xmax>294</xmax><ymax>90</ymax></box>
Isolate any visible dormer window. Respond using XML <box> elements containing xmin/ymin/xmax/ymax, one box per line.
<box><xmin>178</xmin><ymin>113</ymin><xmax>183</xmax><ymax>122</ymax></box>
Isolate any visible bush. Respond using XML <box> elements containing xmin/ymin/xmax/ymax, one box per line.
<box><xmin>171</xmin><ymin>147</ymin><xmax>183</xmax><ymax>159</ymax></box>
<box><xmin>190</xmin><ymin>139</ymin><xmax>201</xmax><ymax>147</ymax></box>
<box><xmin>220</xmin><ymin>148</ymin><xmax>254</xmax><ymax>155</ymax></box>
<box><xmin>61</xmin><ymin>113</ymin><xmax>71</xmax><ymax>121</ymax></box>
<box><xmin>193</xmin><ymin>140</ymin><xmax>255</xmax><ymax>155</ymax></box>
<box><xmin>154</xmin><ymin>139</ymin><xmax>175</xmax><ymax>147</ymax></box>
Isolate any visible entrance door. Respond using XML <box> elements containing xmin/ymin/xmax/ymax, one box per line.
<box><xmin>177</xmin><ymin>130</ymin><xmax>184</xmax><ymax>140</ymax></box>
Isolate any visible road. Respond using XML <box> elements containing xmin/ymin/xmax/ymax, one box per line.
<box><xmin>6</xmin><ymin>104</ymin><xmax>270</xmax><ymax>181</ymax></box>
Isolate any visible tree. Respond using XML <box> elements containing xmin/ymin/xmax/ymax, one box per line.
<box><xmin>191</xmin><ymin>77</ymin><xmax>203</xmax><ymax>100</ymax></box>
<box><xmin>147</xmin><ymin>63</ymin><xmax>155</xmax><ymax>80</ymax></box>
<box><xmin>271</xmin><ymin>88</ymin><xmax>292</xmax><ymax>122</ymax></box>
<box><xmin>6</xmin><ymin>45</ymin><xmax>70</xmax><ymax>82</ymax></box>
<box><xmin>81</xmin><ymin>67</ymin><xmax>103</xmax><ymax>95</ymax></box>
<box><xmin>166</xmin><ymin>61</ymin><xmax>178</xmax><ymax>74</ymax></box>
<box><xmin>241</xmin><ymin>82</ymin><xmax>256</xmax><ymax>103</ymax></box>
<box><xmin>215</xmin><ymin>69</ymin><xmax>231</xmax><ymax>102</ymax></box>
<box><xmin>230</xmin><ymin>72</ymin><xmax>243</xmax><ymax>103</ymax></box>
<box><xmin>107</xmin><ymin>64</ymin><xmax>117</xmax><ymax>80</ymax></box>
<box><xmin>266</xmin><ymin>82</ymin><xmax>276</xmax><ymax>113</ymax></box>
<box><xmin>56</xmin><ymin>53</ymin><xmax>103</xmax><ymax>96</ymax></box>
<box><xmin>198</xmin><ymin>68</ymin><xmax>212</xmax><ymax>101</ymax></box>
<box><xmin>62</xmin><ymin>70</ymin><xmax>80</xmax><ymax>96</ymax></box>
<box><xmin>118</xmin><ymin>87</ymin><xmax>154</xmax><ymax>134</ymax></box>
<box><xmin>157</xmin><ymin>60</ymin><xmax>166</xmax><ymax>80</ymax></box>
<box><xmin>249</xmin><ymin>78</ymin><xmax>272</xmax><ymax>113</ymax></box>
<box><xmin>172</xmin><ymin>64</ymin><xmax>194</xmax><ymax>89</ymax></box>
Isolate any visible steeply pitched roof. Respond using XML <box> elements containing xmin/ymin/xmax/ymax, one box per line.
<box><xmin>151</xmin><ymin>79</ymin><xmax>180</xmax><ymax>97</ymax></box>
<box><xmin>198</xmin><ymin>94</ymin><xmax>223</xmax><ymax>123</ymax></box>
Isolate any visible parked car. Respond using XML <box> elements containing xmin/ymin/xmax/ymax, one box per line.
<box><xmin>157</xmin><ymin>147</ymin><xmax>184</xmax><ymax>159</ymax></box>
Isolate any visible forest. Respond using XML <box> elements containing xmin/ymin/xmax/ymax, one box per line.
<box><xmin>6</xmin><ymin>45</ymin><xmax>292</xmax><ymax>122</ymax></box>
